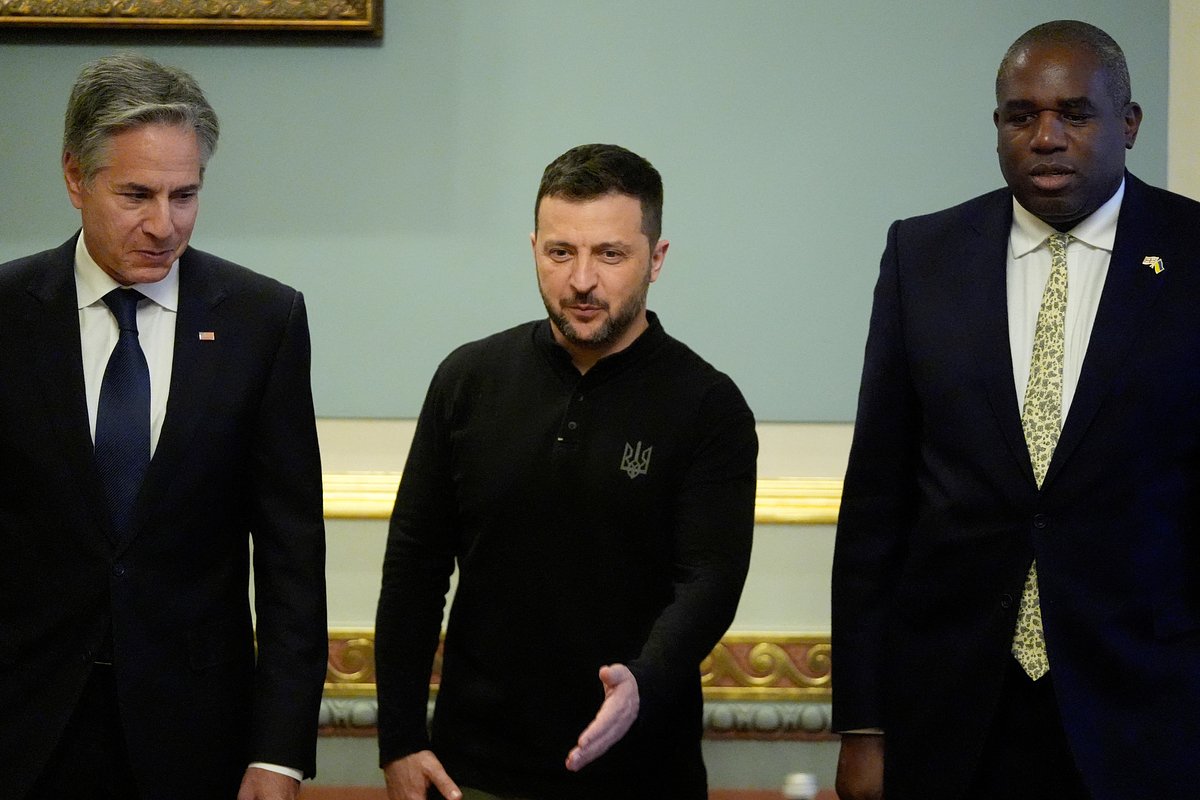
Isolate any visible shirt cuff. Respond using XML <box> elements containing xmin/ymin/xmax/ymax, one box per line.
<box><xmin>248</xmin><ymin>762</ymin><xmax>304</xmax><ymax>781</ymax></box>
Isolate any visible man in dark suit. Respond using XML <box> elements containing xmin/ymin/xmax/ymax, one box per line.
<box><xmin>833</xmin><ymin>20</ymin><xmax>1200</xmax><ymax>800</ymax></box>
<box><xmin>0</xmin><ymin>54</ymin><xmax>327</xmax><ymax>800</ymax></box>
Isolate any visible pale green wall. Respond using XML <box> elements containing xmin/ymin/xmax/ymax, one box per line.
<box><xmin>0</xmin><ymin>0</ymin><xmax>1169</xmax><ymax>420</ymax></box>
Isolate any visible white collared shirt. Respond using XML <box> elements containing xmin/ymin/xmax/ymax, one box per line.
<box><xmin>1006</xmin><ymin>180</ymin><xmax>1125</xmax><ymax>420</ymax></box>
<box><xmin>75</xmin><ymin>234</ymin><xmax>178</xmax><ymax>455</ymax></box>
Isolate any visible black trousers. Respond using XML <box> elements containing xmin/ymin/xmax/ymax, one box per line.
<box><xmin>27</xmin><ymin>664</ymin><xmax>140</xmax><ymax>800</ymax></box>
<box><xmin>965</xmin><ymin>659</ymin><xmax>1091</xmax><ymax>800</ymax></box>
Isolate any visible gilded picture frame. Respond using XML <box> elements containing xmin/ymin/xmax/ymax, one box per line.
<box><xmin>0</xmin><ymin>0</ymin><xmax>382</xmax><ymax>36</ymax></box>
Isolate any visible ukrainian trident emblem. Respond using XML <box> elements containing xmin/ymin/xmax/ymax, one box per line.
<box><xmin>620</xmin><ymin>441</ymin><xmax>653</xmax><ymax>479</ymax></box>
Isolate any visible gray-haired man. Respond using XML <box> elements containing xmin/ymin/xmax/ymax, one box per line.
<box><xmin>0</xmin><ymin>53</ymin><xmax>327</xmax><ymax>800</ymax></box>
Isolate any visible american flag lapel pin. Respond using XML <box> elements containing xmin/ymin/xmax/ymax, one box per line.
<box><xmin>198</xmin><ymin>331</ymin><xmax>216</xmax><ymax>341</ymax></box>
<box><xmin>1142</xmin><ymin>256</ymin><xmax>1165</xmax><ymax>274</ymax></box>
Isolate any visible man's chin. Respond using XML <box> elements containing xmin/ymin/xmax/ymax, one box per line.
<box><xmin>562</xmin><ymin>326</ymin><xmax>612</xmax><ymax>349</ymax></box>
<box><xmin>109</xmin><ymin>261</ymin><xmax>175</xmax><ymax>286</ymax></box>
<box><xmin>1018</xmin><ymin>194</ymin><xmax>1086</xmax><ymax>228</ymax></box>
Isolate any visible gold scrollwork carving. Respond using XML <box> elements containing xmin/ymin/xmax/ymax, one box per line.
<box><xmin>701</xmin><ymin>635</ymin><xmax>832</xmax><ymax>701</ymax></box>
<box><xmin>326</xmin><ymin>630</ymin><xmax>376</xmax><ymax>696</ymax></box>
<box><xmin>325</xmin><ymin>630</ymin><xmax>832</xmax><ymax>702</ymax></box>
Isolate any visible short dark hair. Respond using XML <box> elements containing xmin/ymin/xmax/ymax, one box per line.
<box><xmin>535</xmin><ymin>144</ymin><xmax>663</xmax><ymax>243</ymax></box>
<box><xmin>64</xmin><ymin>52</ymin><xmax>220</xmax><ymax>185</ymax></box>
<box><xmin>996</xmin><ymin>20</ymin><xmax>1131</xmax><ymax>112</ymax></box>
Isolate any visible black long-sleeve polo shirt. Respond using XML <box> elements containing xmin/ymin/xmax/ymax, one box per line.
<box><xmin>376</xmin><ymin>312</ymin><xmax>757</xmax><ymax>798</ymax></box>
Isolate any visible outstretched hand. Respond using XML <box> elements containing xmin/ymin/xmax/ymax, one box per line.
<box><xmin>565</xmin><ymin>663</ymin><xmax>640</xmax><ymax>772</ymax></box>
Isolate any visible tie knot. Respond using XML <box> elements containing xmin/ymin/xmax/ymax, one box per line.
<box><xmin>102</xmin><ymin>289</ymin><xmax>144</xmax><ymax>333</ymax></box>
<box><xmin>1047</xmin><ymin>233</ymin><xmax>1072</xmax><ymax>258</ymax></box>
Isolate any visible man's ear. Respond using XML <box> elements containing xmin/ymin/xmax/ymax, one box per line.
<box><xmin>63</xmin><ymin>152</ymin><xmax>87</xmax><ymax>210</ymax></box>
<box><xmin>648</xmin><ymin>239</ymin><xmax>669</xmax><ymax>283</ymax></box>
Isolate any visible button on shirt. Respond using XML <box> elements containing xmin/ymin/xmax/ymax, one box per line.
<box><xmin>1007</xmin><ymin>180</ymin><xmax>1125</xmax><ymax>418</ymax></box>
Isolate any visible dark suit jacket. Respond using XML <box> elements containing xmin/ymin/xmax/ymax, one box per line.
<box><xmin>0</xmin><ymin>236</ymin><xmax>327</xmax><ymax>799</ymax></box>
<box><xmin>832</xmin><ymin>174</ymin><xmax>1200</xmax><ymax>800</ymax></box>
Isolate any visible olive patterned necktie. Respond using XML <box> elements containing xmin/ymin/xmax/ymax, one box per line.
<box><xmin>1012</xmin><ymin>232</ymin><xmax>1070</xmax><ymax>680</ymax></box>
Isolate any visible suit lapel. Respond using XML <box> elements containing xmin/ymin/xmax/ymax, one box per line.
<box><xmin>125</xmin><ymin>250</ymin><xmax>227</xmax><ymax>555</ymax></box>
<box><xmin>1044</xmin><ymin>175</ymin><xmax>1167</xmax><ymax>487</ymax></box>
<box><xmin>25</xmin><ymin>236</ymin><xmax>116</xmax><ymax>542</ymax></box>
<box><xmin>967</xmin><ymin>194</ymin><xmax>1038</xmax><ymax>486</ymax></box>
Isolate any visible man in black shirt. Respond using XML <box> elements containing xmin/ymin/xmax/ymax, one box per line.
<box><xmin>375</xmin><ymin>144</ymin><xmax>757</xmax><ymax>799</ymax></box>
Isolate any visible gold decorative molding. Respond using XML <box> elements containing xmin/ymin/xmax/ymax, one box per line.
<box><xmin>701</xmin><ymin>634</ymin><xmax>832</xmax><ymax>700</ymax></box>
<box><xmin>325</xmin><ymin>629</ymin><xmax>832</xmax><ymax>703</ymax></box>
<box><xmin>323</xmin><ymin>472</ymin><xmax>842</xmax><ymax>525</ymax></box>
<box><xmin>325</xmin><ymin>630</ymin><xmax>379</xmax><ymax>698</ymax></box>
<box><xmin>0</xmin><ymin>0</ymin><xmax>382</xmax><ymax>35</ymax></box>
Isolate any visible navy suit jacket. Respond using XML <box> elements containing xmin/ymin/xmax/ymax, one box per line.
<box><xmin>833</xmin><ymin>174</ymin><xmax>1200</xmax><ymax>800</ymax></box>
<box><xmin>0</xmin><ymin>236</ymin><xmax>327</xmax><ymax>799</ymax></box>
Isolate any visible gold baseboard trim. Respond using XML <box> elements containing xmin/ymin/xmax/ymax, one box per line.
<box><xmin>702</xmin><ymin>633</ymin><xmax>832</xmax><ymax>701</ymax></box>
<box><xmin>323</xmin><ymin>473</ymin><xmax>842</xmax><ymax>525</ymax></box>
<box><xmin>326</xmin><ymin>629</ymin><xmax>832</xmax><ymax>703</ymax></box>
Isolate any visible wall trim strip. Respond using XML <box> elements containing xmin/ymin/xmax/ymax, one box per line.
<box><xmin>325</xmin><ymin>629</ymin><xmax>833</xmax><ymax>703</ymax></box>
<box><xmin>323</xmin><ymin>473</ymin><xmax>842</xmax><ymax>525</ymax></box>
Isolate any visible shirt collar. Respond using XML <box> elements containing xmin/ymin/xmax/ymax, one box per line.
<box><xmin>73</xmin><ymin>232</ymin><xmax>180</xmax><ymax>312</ymax></box>
<box><xmin>1010</xmin><ymin>177</ymin><xmax>1125</xmax><ymax>259</ymax></box>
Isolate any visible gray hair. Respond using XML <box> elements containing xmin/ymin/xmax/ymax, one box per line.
<box><xmin>996</xmin><ymin>20</ymin><xmax>1131</xmax><ymax>111</ymax></box>
<box><xmin>63</xmin><ymin>53</ymin><xmax>219</xmax><ymax>184</ymax></box>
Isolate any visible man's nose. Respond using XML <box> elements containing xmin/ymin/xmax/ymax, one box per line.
<box><xmin>568</xmin><ymin>256</ymin><xmax>598</xmax><ymax>292</ymax></box>
<box><xmin>142</xmin><ymin>199</ymin><xmax>173</xmax><ymax>239</ymax></box>
<box><xmin>1031</xmin><ymin>112</ymin><xmax>1068</xmax><ymax>151</ymax></box>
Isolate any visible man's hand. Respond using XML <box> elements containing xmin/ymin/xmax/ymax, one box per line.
<box><xmin>383</xmin><ymin>750</ymin><xmax>462</xmax><ymax>800</ymax></box>
<box><xmin>565</xmin><ymin>663</ymin><xmax>640</xmax><ymax>772</ymax></box>
<box><xmin>236</xmin><ymin>767</ymin><xmax>300</xmax><ymax>800</ymax></box>
<box><xmin>835</xmin><ymin>733</ymin><xmax>885</xmax><ymax>800</ymax></box>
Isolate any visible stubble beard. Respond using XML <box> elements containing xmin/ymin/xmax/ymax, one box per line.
<box><xmin>542</xmin><ymin>282</ymin><xmax>649</xmax><ymax>351</ymax></box>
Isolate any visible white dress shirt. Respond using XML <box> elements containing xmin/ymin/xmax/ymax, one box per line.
<box><xmin>74</xmin><ymin>235</ymin><xmax>303</xmax><ymax>784</ymax></box>
<box><xmin>1007</xmin><ymin>180</ymin><xmax>1125</xmax><ymax>418</ymax></box>
<box><xmin>75</xmin><ymin>234</ymin><xmax>177</xmax><ymax>454</ymax></box>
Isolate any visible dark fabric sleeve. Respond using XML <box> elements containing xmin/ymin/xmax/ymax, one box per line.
<box><xmin>830</xmin><ymin>220</ymin><xmax>922</xmax><ymax>732</ymax></box>
<box><xmin>247</xmin><ymin>291</ymin><xmax>329</xmax><ymax>777</ymax></box>
<box><xmin>626</xmin><ymin>376</ymin><xmax>757</xmax><ymax>724</ymax></box>
<box><xmin>375</xmin><ymin>365</ymin><xmax>458</xmax><ymax>766</ymax></box>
